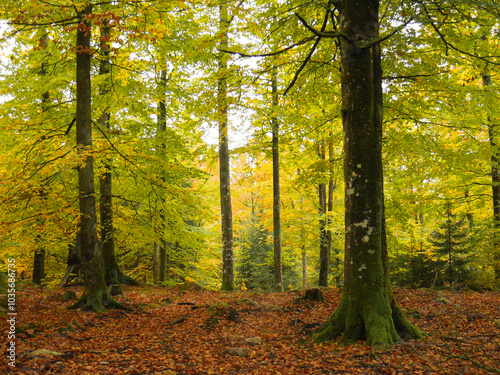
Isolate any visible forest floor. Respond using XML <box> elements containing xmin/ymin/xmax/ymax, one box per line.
<box><xmin>1</xmin><ymin>285</ymin><xmax>499</xmax><ymax>374</ymax></box>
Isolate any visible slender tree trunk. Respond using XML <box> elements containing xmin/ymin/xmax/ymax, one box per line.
<box><xmin>157</xmin><ymin>63</ymin><xmax>168</xmax><ymax>283</ymax></box>
<box><xmin>32</xmin><ymin>240</ymin><xmax>45</xmax><ymax>285</ymax></box>
<box><xmin>483</xmin><ymin>72</ymin><xmax>500</xmax><ymax>280</ymax></box>
<box><xmin>32</xmin><ymin>188</ymin><xmax>47</xmax><ymax>285</ymax></box>
<box><xmin>298</xmin><ymin>191</ymin><xmax>308</xmax><ymax>289</ymax></box>
<box><xmin>301</xmin><ymin>242</ymin><xmax>308</xmax><ymax>289</ymax></box>
<box><xmin>98</xmin><ymin>21</ymin><xmax>136</xmax><ymax>286</ymax></box>
<box><xmin>32</xmin><ymin>32</ymin><xmax>49</xmax><ymax>286</ymax></box>
<box><xmin>70</xmin><ymin>5</ymin><xmax>121</xmax><ymax>312</ymax></box>
<box><xmin>318</xmin><ymin>143</ymin><xmax>329</xmax><ymax>287</ymax></box>
<box><xmin>315</xmin><ymin>0</ymin><xmax>421</xmax><ymax>347</ymax></box>
<box><xmin>272</xmin><ymin>69</ymin><xmax>283</xmax><ymax>291</ymax></box>
<box><xmin>218</xmin><ymin>2</ymin><xmax>234</xmax><ymax>291</ymax></box>
<box><xmin>327</xmin><ymin>134</ymin><xmax>336</xmax><ymax>283</ymax></box>
<box><xmin>447</xmin><ymin>203</ymin><xmax>453</xmax><ymax>287</ymax></box>
<box><xmin>153</xmin><ymin>242</ymin><xmax>160</xmax><ymax>283</ymax></box>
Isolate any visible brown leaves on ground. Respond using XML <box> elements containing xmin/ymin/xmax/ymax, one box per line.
<box><xmin>2</xmin><ymin>286</ymin><xmax>499</xmax><ymax>374</ymax></box>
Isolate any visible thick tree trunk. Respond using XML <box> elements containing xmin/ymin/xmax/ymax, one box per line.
<box><xmin>315</xmin><ymin>0</ymin><xmax>421</xmax><ymax>347</ymax></box>
<box><xmin>272</xmin><ymin>69</ymin><xmax>283</xmax><ymax>291</ymax></box>
<box><xmin>70</xmin><ymin>5</ymin><xmax>121</xmax><ymax>312</ymax></box>
<box><xmin>483</xmin><ymin>72</ymin><xmax>500</xmax><ymax>280</ymax></box>
<box><xmin>98</xmin><ymin>22</ymin><xmax>136</xmax><ymax>286</ymax></box>
<box><xmin>218</xmin><ymin>3</ymin><xmax>234</xmax><ymax>291</ymax></box>
<box><xmin>318</xmin><ymin>143</ymin><xmax>329</xmax><ymax>287</ymax></box>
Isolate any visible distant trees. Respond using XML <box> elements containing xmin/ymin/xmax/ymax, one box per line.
<box><xmin>391</xmin><ymin>202</ymin><xmax>473</xmax><ymax>289</ymax></box>
<box><xmin>236</xmin><ymin>213</ymin><xmax>274</xmax><ymax>291</ymax></box>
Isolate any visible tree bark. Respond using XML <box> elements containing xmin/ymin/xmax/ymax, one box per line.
<box><xmin>70</xmin><ymin>5</ymin><xmax>121</xmax><ymax>312</ymax></box>
<box><xmin>483</xmin><ymin>72</ymin><xmax>500</xmax><ymax>280</ymax></box>
<box><xmin>327</xmin><ymin>134</ymin><xmax>337</xmax><ymax>284</ymax></box>
<box><xmin>98</xmin><ymin>20</ymin><xmax>136</xmax><ymax>286</ymax></box>
<box><xmin>153</xmin><ymin>242</ymin><xmax>160</xmax><ymax>283</ymax></box>
<box><xmin>157</xmin><ymin>61</ymin><xmax>168</xmax><ymax>283</ymax></box>
<box><xmin>218</xmin><ymin>2</ymin><xmax>234</xmax><ymax>291</ymax></box>
<box><xmin>299</xmin><ymin>192</ymin><xmax>308</xmax><ymax>289</ymax></box>
<box><xmin>318</xmin><ymin>142</ymin><xmax>329</xmax><ymax>287</ymax></box>
<box><xmin>32</xmin><ymin>32</ymin><xmax>49</xmax><ymax>286</ymax></box>
<box><xmin>272</xmin><ymin>68</ymin><xmax>283</xmax><ymax>291</ymax></box>
<box><xmin>315</xmin><ymin>0</ymin><xmax>421</xmax><ymax>347</ymax></box>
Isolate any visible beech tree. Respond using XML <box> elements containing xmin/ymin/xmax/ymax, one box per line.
<box><xmin>218</xmin><ymin>2</ymin><xmax>235</xmax><ymax>291</ymax></box>
<box><xmin>70</xmin><ymin>5</ymin><xmax>120</xmax><ymax>311</ymax></box>
<box><xmin>97</xmin><ymin>16</ymin><xmax>136</xmax><ymax>286</ymax></box>
<box><xmin>293</xmin><ymin>0</ymin><xmax>422</xmax><ymax>346</ymax></box>
<box><xmin>271</xmin><ymin>69</ymin><xmax>283</xmax><ymax>292</ymax></box>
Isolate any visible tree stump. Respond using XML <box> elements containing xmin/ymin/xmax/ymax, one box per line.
<box><xmin>304</xmin><ymin>288</ymin><xmax>324</xmax><ymax>302</ymax></box>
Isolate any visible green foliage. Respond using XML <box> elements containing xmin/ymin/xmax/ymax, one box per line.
<box><xmin>236</xmin><ymin>212</ymin><xmax>274</xmax><ymax>291</ymax></box>
<box><xmin>429</xmin><ymin>202</ymin><xmax>474</xmax><ymax>288</ymax></box>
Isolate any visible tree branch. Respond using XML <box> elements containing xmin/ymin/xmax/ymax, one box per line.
<box><xmin>294</xmin><ymin>13</ymin><xmax>351</xmax><ymax>43</ymax></box>
<box><xmin>219</xmin><ymin>36</ymin><xmax>316</xmax><ymax>58</ymax></box>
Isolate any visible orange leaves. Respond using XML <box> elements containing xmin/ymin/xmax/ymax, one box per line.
<box><xmin>7</xmin><ymin>286</ymin><xmax>500</xmax><ymax>374</ymax></box>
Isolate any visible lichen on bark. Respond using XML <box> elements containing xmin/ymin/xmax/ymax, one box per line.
<box><xmin>313</xmin><ymin>0</ymin><xmax>422</xmax><ymax>348</ymax></box>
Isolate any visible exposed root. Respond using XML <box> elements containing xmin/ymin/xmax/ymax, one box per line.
<box><xmin>106</xmin><ymin>267</ymin><xmax>138</xmax><ymax>286</ymax></box>
<box><xmin>68</xmin><ymin>288</ymin><xmax>127</xmax><ymax>312</ymax></box>
<box><xmin>314</xmin><ymin>292</ymin><xmax>422</xmax><ymax>349</ymax></box>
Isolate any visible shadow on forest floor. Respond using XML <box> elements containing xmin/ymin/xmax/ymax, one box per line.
<box><xmin>2</xmin><ymin>286</ymin><xmax>500</xmax><ymax>374</ymax></box>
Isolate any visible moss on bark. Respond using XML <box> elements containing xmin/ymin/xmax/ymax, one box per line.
<box><xmin>221</xmin><ymin>280</ymin><xmax>235</xmax><ymax>292</ymax></box>
<box><xmin>314</xmin><ymin>288</ymin><xmax>422</xmax><ymax>348</ymax></box>
<box><xmin>69</xmin><ymin>287</ymin><xmax>125</xmax><ymax>312</ymax></box>
<box><xmin>105</xmin><ymin>265</ymin><xmax>138</xmax><ymax>286</ymax></box>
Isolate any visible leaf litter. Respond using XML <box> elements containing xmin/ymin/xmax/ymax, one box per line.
<box><xmin>2</xmin><ymin>286</ymin><xmax>499</xmax><ymax>374</ymax></box>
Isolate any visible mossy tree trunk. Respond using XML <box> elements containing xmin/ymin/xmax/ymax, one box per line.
<box><xmin>98</xmin><ymin>20</ymin><xmax>136</xmax><ymax>287</ymax></box>
<box><xmin>70</xmin><ymin>5</ymin><xmax>121</xmax><ymax>312</ymax></box>
<box><xmin>218</xmin><ymin>2</ymin><xmax>235</xmax><ymax>291</ymax></box>
<box><xmin>314</xmin><ymin>0</ymin><xmax>421</xmax><ymax>347</ymax></box>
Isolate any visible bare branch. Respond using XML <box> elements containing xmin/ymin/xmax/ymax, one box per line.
<box><xmin>294</xmin><ymin>13</ymin><xmax>351</xmax><ymax>43</ymax></box>
<box><xmin>219</xmin><ymin>36</ymin><xmax>316</xmax><ymax>58</ymax></box>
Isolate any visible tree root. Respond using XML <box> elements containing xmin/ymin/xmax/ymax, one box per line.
<box><xmin>106</xmin><ymin>267</ymin><xmax>138</xmax><ymax>286</ymax></box>
<box><xmin>314</xmin><ymin>292</ymin><xmax>422</xmax><ymax>349</ymax></box>
<box><xmin>68</xmin><ymin>288</ymin><xmax>127</xmax><ymax>312</ymax></box>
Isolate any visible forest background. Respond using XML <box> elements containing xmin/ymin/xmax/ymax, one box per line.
<box><xmin>0</xmin><ymin>0</ymin><xmax>500</xmax><ymax>299</ymax></box>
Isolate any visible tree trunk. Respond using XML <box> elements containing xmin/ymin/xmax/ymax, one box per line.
<box><xmin>32</xmin><ymin>32</ymin><xmax>49</xmax><ymax>286</ymax></box>
<box><xmin>70</xmin><ymin>5</ymin><xmax>121</xmax><ymax>312</ymax></box>
<box><xmin>318</xmin><ymin>143</ymin><xmax>329</xmax><ymax>287</ymax></box>
<box><xmin>327</xmin><ymin>134</ymin><xmax>337</xmax><ymax>284</ymax></box>
<box><xmin>483</xmin><ymin>72</ymin><xmax>500</xmax><ymax>280</ymax></box>
<box><xmin>157</xmin><ymin>63</ymin><xmax>168</xmax><ymax>283</ymax></box>
<box><xmin>153</xmin><ymin>242</ymin><xmax>160</xmax><ymax>283</ymax></box>
<box><xmin>32</xmin><ymin>246</ymin><xmax>45</xmax><ymax>285</ymax></box>
<box><xmin>315</xmin><ymin>0</ymin><xmax>421</xmax><ymax>347</ymax></box>
<box><xmin>302</xmin><ymin>243</ymin><xmax>308</xmax><ymax>289</ymax></box>
<box><xmin>98</xmin><ymin>21</ymin><xmax>136</xmax><ymax>286</ymax></box>
<box><xmin>446</xmin><ymin>203</ymin><xmax>453</xmax><ymax>287</ymax></box>
<box><xmin>272</xmin><ymin>68</ymin><xmax>283</xmax><ymax>291</ymax></box>
<box><xmin>218</xmin><ymin>2</ymin><xmax>234</xmax><ymax>291</ymax></box>
<box><xmin>299</xmin><ymin>192</ymin><xmax>308</xmax><ymax>289</ymax></box>
<box><xmin>32</xmin><ymin>190</ymin><xmax>47</xmax><ymax>285</ymax></box>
